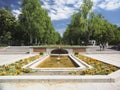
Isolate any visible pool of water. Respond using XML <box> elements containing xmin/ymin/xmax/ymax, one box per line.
<box><xmin>36</xmin><ymin>56</ymin><xmax>79</xmax><ymax>68</ymax></box>
<box><xmin>23</xmin><ymin>54</ymin><xmax>92</xmax><ymax>71</ymax></box>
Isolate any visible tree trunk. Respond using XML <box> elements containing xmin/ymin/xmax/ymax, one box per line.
<box><xmin>30</xmin><ymin>35</ymin><xmax>33</xmax><ymax>45</ymax></box>
<box><xmin>35</xmin><ymin>38</ymin><xmax>38</xmax><ymax>45</ymax></box>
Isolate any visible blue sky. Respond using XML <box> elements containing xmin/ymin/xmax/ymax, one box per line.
<box><xmin>0</xmin><ymin>0</ymin><xmax>120</xmax><ymax>35</ymax></box>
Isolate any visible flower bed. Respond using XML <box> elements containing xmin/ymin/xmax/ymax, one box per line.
<box><xmin>75</xmin><ymin>54</ymin><xmax>119</xmax><ymax>75</ymax></box>
<box><xmin>0</xmin><ymin>55</ymin><xmax>40</xmax><ymax>76</ymax></box>
<box><xmin>0</xmin><ymin>53</ymin><xmax>118</xmax><ymax>76</ymax></box>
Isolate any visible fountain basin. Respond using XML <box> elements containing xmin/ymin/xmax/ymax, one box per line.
<box><xmin>24</xmin><ymin>54</ymin><xmax>92</xmax><ymax>71</ymax></box>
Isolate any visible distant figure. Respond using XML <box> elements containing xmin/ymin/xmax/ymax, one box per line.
<box><xmin>106</xmin><ymin>42</ymin><xmax>108</xmax><ymax>48</ymax></box>
<box><xmin>92</xmin><ymin>40</ymin><xmax>96</xmax><ymax>46</ymax></box>
<box><xmin>99</xmin><ymin>43</ymin><xmax>102</xmax><ymax>51</ymax></box>
<box><xmin>81</xmin><ymin>41</ymin><xmax>84</xmax><ymax>46</ymax></box>
<box><xmin>102</xmin><ymin>44</ymin><xmax>105</xmax><ymax>50</ymax></box>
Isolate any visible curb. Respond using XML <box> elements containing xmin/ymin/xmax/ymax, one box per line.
<box><xmin>0</xmin><ymin>75</ymin><xmax>116</xmax><ymax>83</ymax></box>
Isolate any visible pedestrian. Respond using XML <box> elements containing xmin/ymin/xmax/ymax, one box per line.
<box><xmin>102</xmin><ymin>44</ymin><xmax>105</xmax><ymax>50</ymax></box>
<box><xmin>99</xmin><ymin>43</ymin><xmax>102</xmax><ymax>51</ymax></box>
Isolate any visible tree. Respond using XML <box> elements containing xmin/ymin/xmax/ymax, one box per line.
<box><xmin>0</xmin><ymin>8</ymin><xmax>16</xmax><ymax>45</ymax></box>
<box><xmin>19</xmin><ymin>0</ymin><xmax>41</xmax><ymax>45</ymax></box>
<box><xmin>63</xmin><ymin>0</ymin><xmax>93</xmax><ymax>45</ymax></box>
<box><xmin>89</xmin><ymin>13</ymin><xmax>116</xmax><ymax>44</ymax></box>
<box><xmin>19</xmin><ymin>0</ymin><xmax>59</xmax><ymax>45</ymax></box>
<box><xmin>63</xmin><ymin>0</ymin><xmax>118</xmax><ymax>45</ymax></box>
<box><xmin>110</xmin><ymin>25</ymin><xmax>120</xmax><ymax>44</ymax></box>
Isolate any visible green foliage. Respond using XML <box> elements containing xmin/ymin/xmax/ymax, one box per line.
<box><xmin>88</xmin><ymin>13</ymin><xmax>116</xmax><ymax>44</ymax></box>
<box><xmin>0</xmin><ymin>8</ymin><xmax>17</xmax><ymax>45</ymax></box>
<box><xmin>39</xmin><ymin>52</ymin><xmax>43</xmax><ymax>55</ymax></box>
<box><xmin>19</xmin><ymin>0</ymin><xmax>60</xmax><ymax>45</ymax></box>
<box><xmin>0</xmin><ymin>0</ymin><xmax>61</xmax><ymax>46</ymax></box>
<box><xmin>74</xmin><ymin>52</ymin><xmax>79</xmax><ymax>55</ymax></box>
<box><xmin>63</xmin><ymin>0</ymin><xmax>120</xmax><ymax>45</ymax></box>
<box><xmin>0</xmin><ymin>0</ymin><xmax>119</xmax><ymax>45</ymax></box>
<box><xmin>63</xmin><ymin>0</ymin><xmax>93</xmax><ymax>45</ymax></box>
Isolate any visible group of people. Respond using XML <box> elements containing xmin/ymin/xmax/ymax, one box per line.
<box><xmin>99</xmin><ymin>43</ymin><xmax>106</xmax><ymax>51</ymax></box>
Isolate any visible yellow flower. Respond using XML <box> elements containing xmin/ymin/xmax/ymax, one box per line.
<box><xmin>0</xmin><ymin>71</ymin><xmax>7</xmax><ymax>75</ymax></box>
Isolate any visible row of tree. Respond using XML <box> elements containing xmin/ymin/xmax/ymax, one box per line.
<box><xmin>0</xmin><ymin>0</ymin><xmax>120</xmax><ymax>46</ymax></box>
<box><xmin>63</xmin><ymin>0</ymin><xmax>120</xmax><ymax>45</ymax></box>
<box><xmin>0</xmin><ymin>0</ymin><xmax>61</xmax><ymax>46</ymax></box>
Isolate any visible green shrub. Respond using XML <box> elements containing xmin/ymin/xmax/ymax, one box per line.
<box><xmin>75</xmin><ymin>52</ymin><xmax>78</xmax><ymax>55</ymax></box>
<box><xmin>39</xmin><ymin>52</ymin><xmax>43</xmax><ymax>55</ymax></box>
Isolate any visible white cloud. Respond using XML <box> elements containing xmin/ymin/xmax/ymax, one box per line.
<box><xmin>41</xmin><ymin>0</ymin><xmax>120</xmax><ymax>21</ymax></box>
<box><xmin>10</xmin><ymin>0</ymin><xmax>120</xmax><ymax>21</ymax></box>
<box><xmin>12</xmin><ymin>9</ymin><xmax>21</xmax><ymax>19</ymax></box>
<box><xmin>41</xmin><ymin>0</ymin><xmax>83</xmax><ymax>21</ymax></box>
<box><xmin>18</xmin><ymin>1</ymin><xmax>21</xmax><ymax>5</ymax></box>
<box><xmin>98</xmin><ymin>0</ymin><xmax>120</xmax><ymax>10</ymax></box>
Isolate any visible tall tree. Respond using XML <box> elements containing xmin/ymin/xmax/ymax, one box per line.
<box><xmin>63</xmin><ymin>0</ymin><xmax>93</xmax><ymax>45</ymax></box>
<box><xmin>81</xmin><ymin>0</ymin><xmax>93</xmax><ymax>44</ymax></box>
<box><xmin>19</xmin><ymin>0</ymin><xmax>59</xmax><ymax>45</ymax></box>
<box><xmin>19</xmin><ymin>0</ymin><xmax>42</xmax><ymax>45</ymax></box>
<box><xmin>0</xmin><ymin>8</ymin><xmax>16</xmax><ymax>45</ymax></box>
<box><xmin>63</xmin><ymin>0</ymin><xmax>118</xmax><ymax>45</ymax></box>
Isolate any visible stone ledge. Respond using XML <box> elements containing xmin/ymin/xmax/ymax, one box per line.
<box><xmin>0</xmin><ymin>75</ymin><xmax>115</xmax><ymax>83</ymax></box>
<box><xmin>108</xmin><ymin>70</ymin><xmax>120</xmax><ymax>82</ymax></box>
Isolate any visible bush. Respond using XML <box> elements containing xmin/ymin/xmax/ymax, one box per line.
<box><xmin>39</xmin><ymin>52</ymin><xmax>43</xmax><ymax>55</ymax></box>
<box><xmin>74</xmin><ymin>52</ymin><xmax>78</xmax><ymax>55</ymax></box>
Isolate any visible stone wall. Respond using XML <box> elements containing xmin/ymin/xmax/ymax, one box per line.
<box><xmin>33</xmin><ymin>48</ymin><xmax>46</xmax><ymax>52</ymax></box>
<box><xmin>73</xmin><ymin>48</ymin><xmax>86</xmax><ymax>52</ymax></box>
<box><xmin>31</xmin><ymin>47</ymin><xmax>86</xmax><ymax>54</ymax></box>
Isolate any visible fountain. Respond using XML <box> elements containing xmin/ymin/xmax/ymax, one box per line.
<box><xmin>56</xmin><ymin>56</ymin><xmax>60</xmax><ymax>63</ymax></box>
<box><xmin>24</xmin><ymin>47</ymin><xmax>92</xmax><ymax>71</ymax></box>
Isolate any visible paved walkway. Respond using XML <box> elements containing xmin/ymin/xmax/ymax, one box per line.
<box><xmin>86</xmin><ymin>46</ymin><xmax>120</xmax><ymax>54</ymax></box>
<box><xmin>85</xmin><ymin>46</ymin><xmax>120</xmax><ymax>67</ymax></box>
<box><xmin>0</xmin><ymin>46</ymin><xmax>120</xmax><ymax>90</ymax></box>
<box><xmin>0</xmin><ymin>54</ymin><xmax>36</xmax><ymax>65</ymax></box>
<box><xmin>83</xmin><ymin>54</ymin><xmax>120</xmax><ymax>67</ymax></box>
<box><xmin>0</xmin><ymin>81</ymin><xmax>120</xmax><ymax>90</ymax></box>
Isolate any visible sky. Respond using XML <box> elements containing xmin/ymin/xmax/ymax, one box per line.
<box><xmin>0</xmin><ymin>0</ymin><xmax>120</xmax><ymax>35</ymax></box>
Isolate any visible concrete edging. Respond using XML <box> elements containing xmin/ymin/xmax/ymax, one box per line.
<box><xmin>0</xmin><ymin>75</ymin><xmax>114</xmax><ymax>83</ymax></box>
<box><xmin>0</xmin><ymin>70</ymin><xmax>120</xmax><ymax>83</ymax></box>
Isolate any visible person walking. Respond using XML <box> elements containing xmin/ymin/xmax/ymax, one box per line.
<box><xmin>99</xmin><ymin>43</ymin><xmax>102</xmax><ymax>51</ymax></box>
<box><xmin>102</xmin><ymin>44</ymin><xmax>105</xmax><ymax>50</ymax></box>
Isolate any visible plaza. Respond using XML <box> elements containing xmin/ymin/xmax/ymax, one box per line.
<box><xmin>0</xmin><ymin>46</ymin><xmax>120</xmax><ymax>90</ymax></box>
<box><xmin>0</xmin><ymin>0</ymin><xmax>120</xmax><ymax>90</ymax></box>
